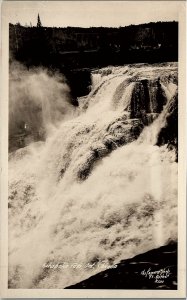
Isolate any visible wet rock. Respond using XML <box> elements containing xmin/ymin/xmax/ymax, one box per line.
<box><xmin>66</xmin><ymin>242</ymin><xmax>177</xmax><ymax>289</ymax></box>
<box><xmin>157</xmin><ymin>91</ymin><xmax>178</xmax><ymax>160</ymax></box>
<box><xmin>129</xmin><ymin>78</ymin><xmax>167</xmax><ymax>119</ymax></box>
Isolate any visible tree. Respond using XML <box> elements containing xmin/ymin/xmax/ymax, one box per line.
<box><xmin>37</xmin><ymin>14</ymin><xmax>42</xmax><ymax>27</ymax></box>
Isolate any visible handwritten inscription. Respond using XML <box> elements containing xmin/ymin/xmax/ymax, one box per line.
<box><xmin>43</xmin><ymin>261</ymin><xmax>117</xmax><ymax>270</ymax></box>
<box><xmin>141</xmin><ymin>267</ymin><xmax>171</xmax><ymax>284</ymax></box>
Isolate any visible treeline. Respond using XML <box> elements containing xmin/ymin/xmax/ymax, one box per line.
<box><xmin>10</xmin><ymin>21</ymin><xmax>178</xmax><ymax>69</ymax></box>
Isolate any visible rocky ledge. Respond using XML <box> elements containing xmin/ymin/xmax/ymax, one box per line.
<box><xmin>66</xmin><ymin>242</ymin><xmax>177</xmax><ymax>289</ymax></box>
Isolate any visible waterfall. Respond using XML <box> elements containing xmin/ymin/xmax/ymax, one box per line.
<box><xmin>8</xmin><ymin>62</ymin><xmax>178</xmax><ymax>289</ymax></box>
<box><xmin>91</xmin><ymin>73</ymin><xmax>102</xmax><ymax>88</ymax></box>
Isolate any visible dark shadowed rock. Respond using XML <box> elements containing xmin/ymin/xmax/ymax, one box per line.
<box><xmin>130</xmin><ymin>79</ymin><xmax>167</xmax><ymax>120</ymax></box>
<box><xmin>66</xmin><ymin>242</ymin><xmax>177</xmax><ymax>289</ymax></box>
<box><xmin>157</xmin><ymin>91</ymin><xmax>178</xmax><ymax>160</ymax></box>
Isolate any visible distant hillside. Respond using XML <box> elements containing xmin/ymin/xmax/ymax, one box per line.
<box><xmin>10</xmin><ymin>21</ymin><xmax>178</xmax><ymax>70</ymax></box>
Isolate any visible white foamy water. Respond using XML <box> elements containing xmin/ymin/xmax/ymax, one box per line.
<box><xmin>8</xmin><ymin>62</ymin><xmax>178</xmax><ymax>288</ymax></box>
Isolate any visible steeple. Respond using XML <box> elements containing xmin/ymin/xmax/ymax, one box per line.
<box><xmin>37</xmin><ymin>13</ymin><xmax>42</xmax><ymax>27</ymax></box>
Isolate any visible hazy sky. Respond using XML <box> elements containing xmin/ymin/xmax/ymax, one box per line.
<box><xmin>3</xmin><ymin>1</ymin><xmax>181</xmax><ymax>28</ymax></box>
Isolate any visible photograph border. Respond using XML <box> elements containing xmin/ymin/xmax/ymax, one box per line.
<box><xmin>0</xmin><ymin>1</ymin><xmax>186</xmax><ymax>298</ymax></box>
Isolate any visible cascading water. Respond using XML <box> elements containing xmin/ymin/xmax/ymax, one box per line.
<box><xmin>8</xmin><ymin>62</ymin><xmax>178</xmax><ymax>289</ymax></box>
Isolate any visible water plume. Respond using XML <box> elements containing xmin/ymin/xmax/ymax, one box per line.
<box><xmin>9</xmin><ymin>61</ymin><xmax>75</xmax><ymax>151</ymax></box>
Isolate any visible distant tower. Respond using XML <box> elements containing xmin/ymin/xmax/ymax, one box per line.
<box><xmin>37</xmin><ymin>14</ymin><xmax>42</xmax><ymax>27</ymax></box>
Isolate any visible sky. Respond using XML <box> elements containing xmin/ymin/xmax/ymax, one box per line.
<box><xmin>3</xmin><ymin>1</ymin><xmax>182</xmax><ymax>28</ymax></box>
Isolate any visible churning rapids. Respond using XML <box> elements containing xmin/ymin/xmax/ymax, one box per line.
<box><xmin>8</xmin><ymin>62</ymin><xmax>178</xmax><ymax>288</ymax></box>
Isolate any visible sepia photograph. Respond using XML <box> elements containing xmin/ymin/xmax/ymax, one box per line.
<box><xmin>0</xmin><ymin>0</ymin><xmax>186</xmax><ymax>298</ymax></box>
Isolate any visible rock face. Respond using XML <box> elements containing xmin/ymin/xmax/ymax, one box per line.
<box><xmin>66</xmin><ymin>242</ymin><xmax>177</xmax><ymax>289</ymax></box>
<box><xmin>130</xmin><ymin>79</ymin><xmax>167</xmax><ymax>118</ymax></box>
<box><xmin>157</xmin><ymin>91</ymin><xmax>178</xmax><ymax>159</ymax></box>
